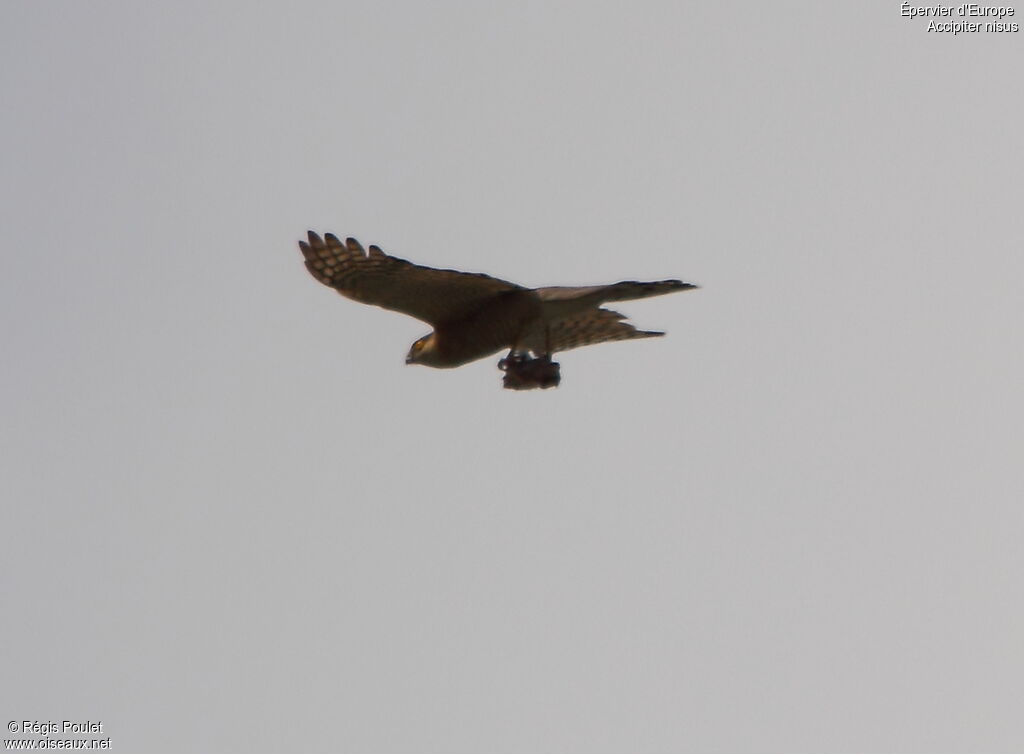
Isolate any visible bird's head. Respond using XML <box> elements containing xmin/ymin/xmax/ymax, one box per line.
<box><xmin>406</xmin><ymin>333</ymin><xmax>441</xmax><ymax>366</ymax></box>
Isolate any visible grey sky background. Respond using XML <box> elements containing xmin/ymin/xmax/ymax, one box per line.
<box><xmin>3</xmin><ymin>2</ymin><xmax>1022</xmax><ymax>752</ymax></box>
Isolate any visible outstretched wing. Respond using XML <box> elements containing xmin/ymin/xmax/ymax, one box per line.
<box><xmin>299</xmin><ymin>231</ymin><xmax>525</xmax><ymax>325</ymax></box>
<box><xmin>546</xmin><ymin>308</ymin><xmax>664</xmax><ymax>353</ymax></box>
<box><xmin>536</xmin><ymin>279</ymin><xmax>696</xmax><ymax>305</ymax></box>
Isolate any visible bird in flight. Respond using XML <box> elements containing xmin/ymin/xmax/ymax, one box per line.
<box><xmin>298</xmin><ymin>231</ymin><xmax>697</xmax><ymax>389</ymax></box>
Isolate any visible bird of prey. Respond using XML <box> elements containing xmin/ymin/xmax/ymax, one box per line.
<box><xmin>298</xmin><ymin>231</ymin><xmax>697</xmax><ymax>389</ymax></box>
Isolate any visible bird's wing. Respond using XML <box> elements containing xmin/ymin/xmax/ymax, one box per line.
<box><xmin>299</xmin><ymin>232</ymin><xmax>525</xmax><ymax>326</ymax></box>
<box><xmin>536</xmin><ymin>279</ymin><xmax>696</xmax><ymax>305</ymax></box>
<box><xmin>546</xmin><ymin>308</ymin><xmax>664</xmax><ymax>353</ymax></box>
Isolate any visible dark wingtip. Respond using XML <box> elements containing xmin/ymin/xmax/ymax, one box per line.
<box><xmin>670</xmin><ymin>280</ymin><xmax>699</xmax><ymax>291</ymax></box>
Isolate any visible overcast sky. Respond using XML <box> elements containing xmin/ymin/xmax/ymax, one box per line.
<box><xmin>3</xmin><ymin>2</ymin><xmax>1022</xmax><ymax>752</ymax></box>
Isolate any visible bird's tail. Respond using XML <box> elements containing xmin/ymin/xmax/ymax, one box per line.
<box><xmin>546</xmin><ymin>308</ymin><xmax>665</xmax><ymax>353</ymax></box>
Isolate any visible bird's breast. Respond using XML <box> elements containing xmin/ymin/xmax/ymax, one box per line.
<box><xmin>434</xmin><ymin>291</ymin><xmax>543</xmax><ymax>367</ymax></box>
